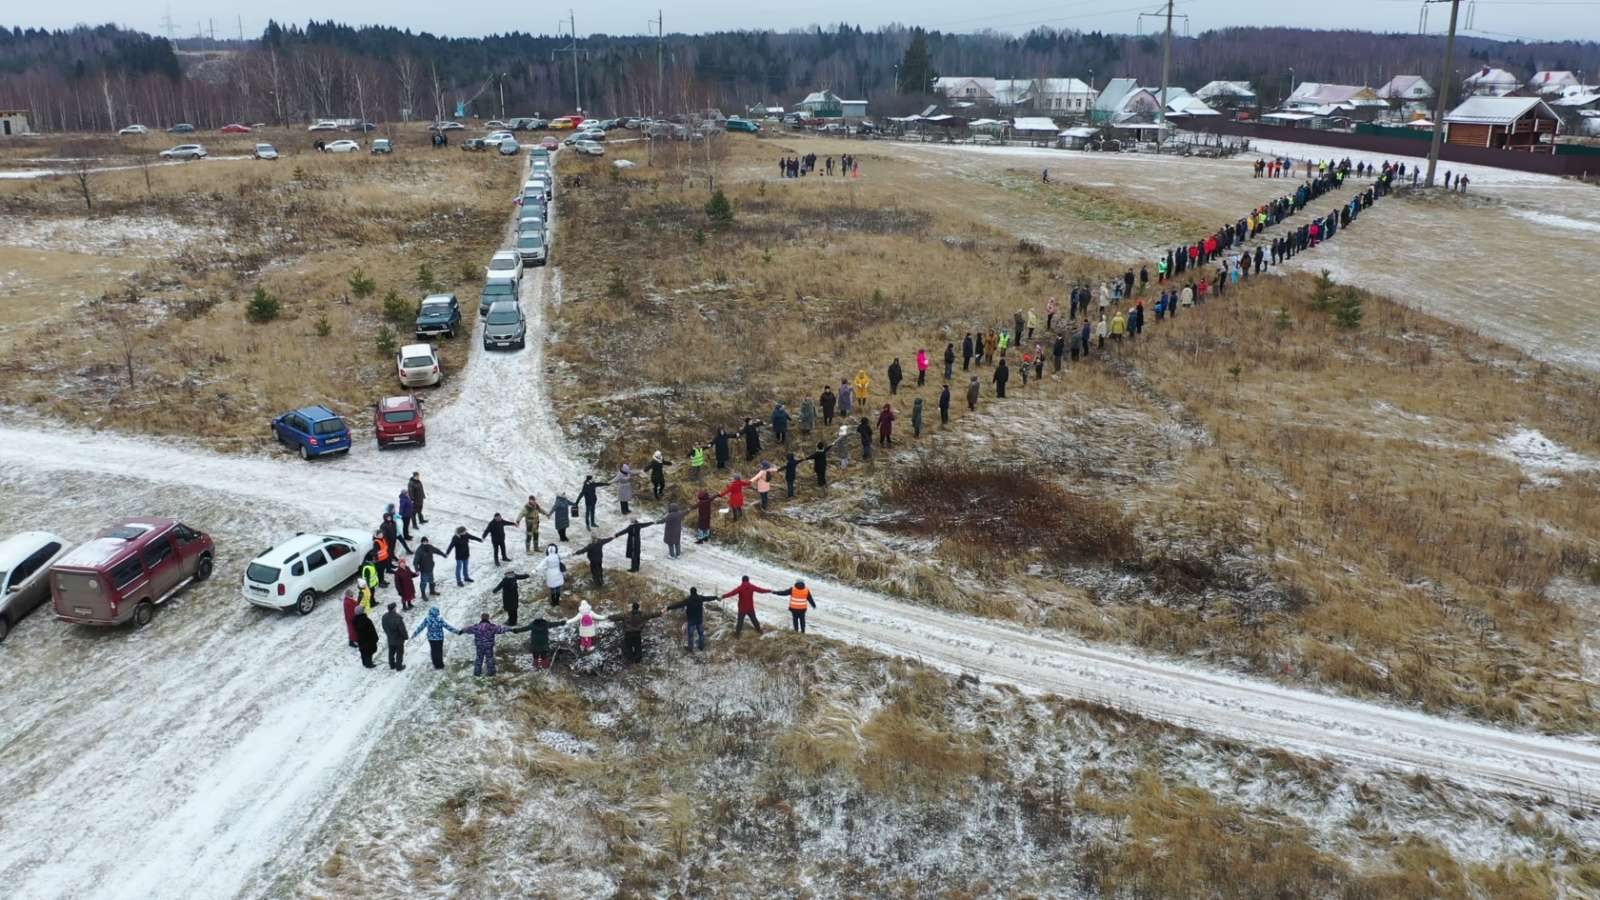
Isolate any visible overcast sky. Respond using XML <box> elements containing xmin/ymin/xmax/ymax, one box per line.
<box><xmin>17</xmin><ymin>1</ymin><xmax>1600</xmax><ymax>45</ymax></box>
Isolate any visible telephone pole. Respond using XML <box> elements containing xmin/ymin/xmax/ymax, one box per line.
<box><xmin>647</xmin><ymin>11</ymin><xmax>664</xmax><ymax>116</ymax></box>
<box><xmin>1156</xmin><ymin>0</ymin><xmax>1174</xmax><ymax>153</ymax></box>
<box><xmin>1424</xmin><ymin>0</ymin><xmax>1460</xmax><ymax>188</ymax></box>
<box><xmin>555</xmin><ymin>12</ymin><xmax>584</xmax><ymax>114</ymax></box>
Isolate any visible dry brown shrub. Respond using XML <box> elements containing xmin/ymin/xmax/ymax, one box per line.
<box><xmin>885</xmin><ymin>464</ymin><xmax>1139</xmax><ymax>564</ymax></box>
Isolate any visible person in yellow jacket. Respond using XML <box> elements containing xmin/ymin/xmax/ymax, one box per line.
<box><xmin>1110</xmin><ymin>311</ymin><xmax>1127</xmax><ymax>342</ymax></box>
<box><xmin>1025</xmin><ymin>308</ymin><xmax>1038</xmax><ymax>339</ymax></box>
<box><xmin>853</xmin><ymin>370</ymin><xmax>870</xmax><ymax>405</ymax></box>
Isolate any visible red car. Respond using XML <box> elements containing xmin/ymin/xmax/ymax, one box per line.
<box><xmin>219</xmin><ymin>123</ymin><xmax>253</xmax><ymax>134</ymax></box>
<box><xmin>540</xmin><ymin>136</ymin><xmax>559</xmax><ymax>151</ymax></box>
<box><xmin>52</xmin><ymin>518</ymin><xmax>214</xmax><ymax>627</ymax></box>
<box><xmin>375</xmin><ymin>395</ymin><xmax>427</xmax><ymax>448</ymax></box>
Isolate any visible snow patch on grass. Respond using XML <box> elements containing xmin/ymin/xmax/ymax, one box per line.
<box><xmin>0</xmin><ymin>215</ymin><xmax>225</xmax><ymax>257</ymax></box>
<box><xmin>1490</xmin><ymin>428</ymin><xmax>1600</xmax><ymax>487</ymax></box>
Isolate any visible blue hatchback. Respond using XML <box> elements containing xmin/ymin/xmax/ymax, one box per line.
<box><xmin>272</xmin><ymin>405</ymin><xmax>352</xmax><ymax>460</ymax></box>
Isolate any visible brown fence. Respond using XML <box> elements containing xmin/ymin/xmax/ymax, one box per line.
<box><xmin>1185</xmin><ymin>119</ymin><xmax>1600</xmax><ymax>178</ymax></box>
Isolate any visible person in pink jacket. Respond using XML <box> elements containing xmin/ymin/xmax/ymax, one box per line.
<box><xmin>748</xmin><ymin>461</ymin><xmax>774</xmax><ymax>511</ymax></box>
<box><xmin>915</xmin><ymin>349</ymin><xmax>929</xmax><ymax>387</ymax></box>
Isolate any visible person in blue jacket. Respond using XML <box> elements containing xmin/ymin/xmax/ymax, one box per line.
<box><xmin>410</xmin><ymin>606</ymin><xmax>460</xmax><ymax>669</ymax></box>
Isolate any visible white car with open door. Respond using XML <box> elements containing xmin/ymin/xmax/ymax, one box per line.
<box><xmin>242</xmin><ymin>529</ymin><xmax>368</xmax><ymax>615</ymax></box>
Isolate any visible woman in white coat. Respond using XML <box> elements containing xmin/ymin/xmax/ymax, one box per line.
<box><xmin>569</xmin><ymin>600</ymin><xmax>599</xmax><ymax>653</ymax></box>
<box><xmin>539</xmin><ymin>545</ymin><xmax>566</xmax><ymax>607</ymax></box>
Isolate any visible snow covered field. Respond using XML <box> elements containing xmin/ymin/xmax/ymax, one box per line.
<box><xmin>882</xmin><ymin>138</ymin><xmax>1600</xmax><ymax>373</ymax></box>
<box><xmin>3</xmin><ymin>141</ymin><xmax>1599</xmax><ymax>898</ymax></box>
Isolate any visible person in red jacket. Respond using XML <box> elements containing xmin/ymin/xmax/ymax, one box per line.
<box><xmin>393</xmin><ymin>557</ymin><xmax>417</xmax><ymax>611</ymax></box>
<box><xmin>877</xmin><ymin>403</ymin><xmax>895</xmax><ymax>447</ymax></box>
<box><xmin>342</xmin><ymin>589</ymin><xmax>359</xmax><ymax>648</ymax></box>
<box><xmin>719</xmin><ymin>474</ymin><xmax>750</xmax><ymax>521</ymax></box>
<box><xmin>721</xmin><ymin>575</ymin><xmax>771</xmax><ymax>635</ymax></box>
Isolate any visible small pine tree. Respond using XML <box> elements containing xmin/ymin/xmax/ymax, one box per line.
<box><xmin>348</xmin><ymin>268</ymin><xmax>376</xmax><ymax>300</ymax></box>
<box><xmin>382</xmin><ymin>290</ymin><xmax>408</xmax><ymax>323</ymax></box>
<box><xmin>314</xmin><ymin>314</ymin><xmax>332</xmax><ymax>337</ymax></box>
<box><xmin>1334</xmin><ymin>288</ymin><xmax>1364</xmax><ymax>329</ymax></box>
<box><xmin>415</xmin><ymin>263</ymin><xmax>439</xmax><ymax>293</ymax></box>
<box><xmin>692</xmin><ymin>228</ymin><xmax>706</xmax><ymax>247</ymax></box>
<box><xmin>1275</xmin><ymin>307</ymin><xmax>1292</xmax><ymax>330</ymax></box>
<box><xmin>704</xmin><ymin>189</ymin><xmax>734</xmax><ymax>229</ymax></box>
<box><xmin>1312</xmin><ymin>269</ymin><xmax>1336</xmax><ymax>310</ymax></box>
<box><xmin>246</xmin><ymin>286</ymin><xmax>280</xmax><ymax>323</ymax></box>
<box><xmin>374</xmin><ymin>325</ymin><xmax>397</xmax><ymax>356</ymax></box>
<box><xmin>459</xmin><ymin>261</ymin><xmax>477</xmax><ymax>285</ymax></box>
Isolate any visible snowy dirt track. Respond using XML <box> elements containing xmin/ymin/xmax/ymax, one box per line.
<box><xmin>3</xmin><ymin>151</ymin><xmax>1600</xmax><ymax>900</ymax></box>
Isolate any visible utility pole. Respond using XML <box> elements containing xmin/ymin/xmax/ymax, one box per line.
<box><xmin>647</xmin><ymin>11</ymin><xmax>664</xmax><ymax>116</ymax></box>
<box><xmin>1156</xmin><ymin>0</ymin><xmax>1174</xmax><ymax>153</ymax></box>
<box><xmin>555</xmin><ymin>12</ymin><xmax>584</xmax><ymax>114</ymax></box>
<box><xmin>1424</xmin><ymin>0</ymin><xmax>1460</xmax><ymax>188</ymax></box>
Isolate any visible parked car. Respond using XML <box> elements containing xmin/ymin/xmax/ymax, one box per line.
<box><xmin>51</xmin><ymin>518</ymin><xmax>214</xmax><ymax>628</ymax></box>
<box><xmin>563</xmin><ymin>130</ymin><xmax>603</xmax><ymax>146</ymax></box>
<box><xmin>0</xmin><ymin>531</ymin><xmax>68</xmax><ymax>642</ymax></box>
<box><xmin>726</xmin><ymin>117</ymin><xmax>760</xmax><ymax>133</ymax></box>
<box><xmin>415</xmin><ymin>293</ymin><xmax>461</xmax><ymax>339</ymax></box>
<box><xmin>350</xmin><ymin>122</ymin><xmax>379</xmax><ymax>132</ymax></box>
<box><xmin>118</xmin><ymin>124</ymin><xmax>149</xmax><ymax>135</ymax></box>
<box><xmin>516</xmin><ymin>231</ymin><xmax>547</xmax><ymax>266</ymax></box>
<box><xmin>518</xmin><ymin>211</ymin><xmax>546</xmax><ymax>238</ymax></box>
<box><xmin>573</xmin><ymin>140</ymin><xmax>605</xmax><ymax>156</ymax></box>
<box><xmin>242</xmin><ymin>529</ymin><xmax>366</xmax><ymax>615</ymax></box>
<box><xmin>523</xmin><ymin>178</ymin><xmax>550</xmax><ymax>201</ymax></box>
<box><xmin>167</xmin><ymin>123</ymin><xmax>195</xmax><ymax>134</ymax></box>
<box><xmin>396</xmin><ymin>342</ymin><xmax>442</xmax><ymax>388</ymax></box>
<box><xmin>498</xmin><ymin>138</ymin><xmax>520</xmax><ymax>155</ymax></box>
<box><xmin>486</xmin><ymin>249</ymin><xmax>523</xmax><ymax>286</ymax></box>
<box><xmin>308</xmin><ymin>120</ymin><xmax>340</xmax><ymax>131</ymax></box>
<box><xmin>219</xmin><ymin>123</ymin><xmax>253</xmax><ymax>134</ymax></box>
<box><xmin>540</xmin><ymin>136</ymin><xmax>559</xmax><ymax>151</ymax></box>
<box><xmin>272</xmin><ymin>405</ymin><xmax>353</xmax><ymax>460</ymax></box>
<box><xmin>485</xmin><ymin>131</ymin><xmax>515</xmax><ymax>144</ymax></box>
<box><xmin>482</xmin><ymin>300</ymin><xmax>527</xmax><ymax>351</ymax></box>
<box><xmin>485</xmin><ymin>120</ymin><xmax>511</xmax><ymax>129</ymax></box>
<box><xmin>325</xmin><ymin>139</ymin><xmax>361</xmax><ymax>153</ymax></box>
<box><xmin>430</xmin><ymin>121</ymin><xmax>465</xmax><ymax>131</ymax></box>
<box><xmin>461</xmin><ymin>138</ymin><xmax>489</xmax><ymax>152</ymax></box>
<box><xmin>478</xmin><ymin>279</ymin><xmax>518</xmax><ymax>316</ymax></box>
<box><xmin>549</xmin><ymin>117</ymin><xmax>576</xmax><ymax>130</ymax></box>
<box><xmin>371</xmin><ymin>138</ymin><xmax>393</xmax><ymax>154</ymax></box>
<box><xmin>253</xmin><ymin>143</ymin><xmax>279</xmax><ymax>160</ymax></box>
<box><xmin>374</xmin><ymin>395</ymin><xmax>427</xmax><ymax>449</ymax></box>
<box><xmin>159</xmin><ymin>144</ymin><xmax>208</xmax><ymax>160</ymax></box>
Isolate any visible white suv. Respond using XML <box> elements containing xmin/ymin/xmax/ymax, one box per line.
<box><xmin>486</xmin><ymin>250</ymin><xmax>523</xmax><ymax>286</ymax></box>
<box><xmin>396</xmin><ymin>343</ymin><xmax>443</xmax><ymax>387</ymax></box>
<box><xmin>159</xmin><ymin>144</ymin><xmax>207</xmax><ymax>160</ymax></box>
<box><xmin>242</xmin><ymin>530</ymin><xmax>367</xmax><ymax>615</ymax></box>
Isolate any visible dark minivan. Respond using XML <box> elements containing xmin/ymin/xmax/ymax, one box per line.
<box><xmin>52</xmin><ymin>518</ymin><xmax>215</xmax><ymax>627</ymax></box>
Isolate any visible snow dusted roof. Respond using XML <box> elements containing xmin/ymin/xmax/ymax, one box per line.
<box><xmin>57</xmin><ymin>537</ymin><xmax>138</xmax><ymax>569</ymax></box>
<box><xmin>1194</xmin><ymin>80</ymin><xmax>1255</xmax><ymax>100</ymax></box>
<box><xmin>1288</xmin><ymin>82</ymin><xmax>1381</xmax><ymax>106</ymax></box>
<box><xmin>1011</xmin><ymin>116</ymin><xmax>1059</xmax><ymax>132</ymax></box>
<box><xmin>1463</xmin><ymin>67</ymin><xmax>1520</xmax><ymax>96</ymax></box>
<box><xmin>1445</xmin><ymin>95</ymin><xmax>1559</xmax><ymax>125</ymax></box>
<box><xmin>1529</xmin><ymin>71</ymin><xmax>1578</xmax><ymax>93</ymax></box>
<box><xmin>1059</xmin><ymin>126</ymin><xmax>1101</xmax><ymax>138</ymax></box>
<box><xmin>1030</xmin><ymin>78</ymin><xmax>1093</xmax><ymax>95</ymax></box>
<box><xmin>1376</xmin><ymin>75</ymin><xmax>1433</xmax><ymax>99</ymax></box>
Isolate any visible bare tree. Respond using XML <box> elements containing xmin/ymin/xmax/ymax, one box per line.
<box><xmin>63</xmin><ymin>144</ymin><xmax>96</xmax><ymax>210</ymax></box>
<box><xmin>395</xmin><ymin>55</ymin><xmax>418</xmax><ymax>122</ymax></box>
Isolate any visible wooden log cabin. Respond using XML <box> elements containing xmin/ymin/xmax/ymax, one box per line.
<box><xmin>1444</xmin><ymin>97</ymin><xmax>1561</xmax><ymax>153</ymax></box>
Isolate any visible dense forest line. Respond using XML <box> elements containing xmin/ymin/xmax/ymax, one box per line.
<box><xmin>1</xmin><ymin>21</ymin><xmax>1597</xmax><ymax>131</ymax></box>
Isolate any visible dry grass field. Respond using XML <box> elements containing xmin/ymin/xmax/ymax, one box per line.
<box><xmin>287</xmin><ymin>619</ymin><xmax>1599</xmax><ymax>898</ymax></box>
<box><xmin>549</xmin><ymin>134</ymin><xmax>1600</xmax><ymax>732</ymax></box>
<box><xmin>0</xmin><ymin>126</ymin><xmax>521</xmax><ymax>445</ymax></box>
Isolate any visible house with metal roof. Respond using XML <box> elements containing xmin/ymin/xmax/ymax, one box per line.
<box><xmin>1376</xmin><ymin>75</ymin><xmax>1435</xmax><ymax>114</ymax></box>
<box><xmin>1462</xmin><ymin>67</ymin><xmax>1521</xmax><ymax>97</ymax></box>
<box><xmin>1021</xmin><ymin>78</ymin><xmax>1097</xmax><ymax>115</ymax></box>
<box><xmin>1444</xmin><ymin>96</ymin><xmax>1560</xmax><ymax>152</ymax></box>
<box><xmin>1529</xmin><ymin>71</ymin><xmax>1580</xmax><ymax>95</ymax></box>
<box><xmin>1194</xmin><ymin>81</ymin><xmax>1256</xmax><ymax>109</ymax></box>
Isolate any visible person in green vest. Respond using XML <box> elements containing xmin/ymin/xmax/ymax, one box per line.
<box><xmin>688</xmin><ymin>444</ymin><xmax>707</xmax><ymax>483</ymax></box>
